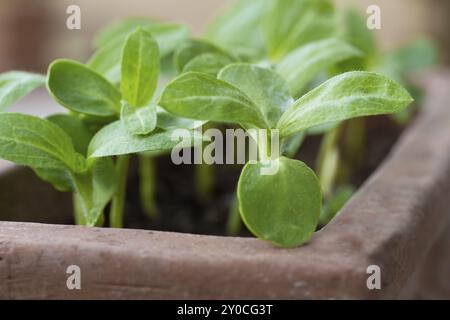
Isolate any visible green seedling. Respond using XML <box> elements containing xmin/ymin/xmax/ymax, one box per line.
<box><xmin>202</xmin><ymin>0</ymin><xmax>363</xmax><ymax>232</ymax></box>
<box><xmin>90</xmin><ymin>20</ymin><xmax>191</xmax><ymax>220</ymax></box>
<box><xmin>159</xmin><ymin>63</ymin><xmax>413</xmax><ymax>247</ymax></box>
<box><xmin>0</xmin><ymin>0</ymin><xmax>432</xmax><ymax>249</ymax></box>
<box><xmin>0</xmin><ymin>27</ymin><xmax>201</xmax><ymax>227</ymax></box>
<box><xmin>312</xmin><ymin>7</ymin><xmax>438</xmax><ymax>224</ymax></box>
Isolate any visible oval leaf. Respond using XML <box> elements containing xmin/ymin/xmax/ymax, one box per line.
<box><xmin>33</xmin><ymin>167</ymin><xmax>74</xmax><ymax>192</ymax></box>
<box><xmin>88</xmin><ymin>38</ymin><xmax>124</xmax><ymax>84</ymax></box>
<box><xmin>238</xmin><ymin>157</ymin><xmax>321</xmax><ymax>247</ymax></box>
<box><xmin>143</xmin><ymin>23</ymin><xmax>190</xmax><ymax>58</ymax></box>
<box><xmin>88</xmin><ymin>120</ymin><xmax>203</xmax><ymax>158</ymax></box>
<box><xmin>47</xmin><ymin>114</ymin><xmax>93</xmax><ymax>156</ymax></box>
<box><xmin>183</xmin><ymin>53</ymin><xmax>234</xmax><ymax>76</ymax></box>
<box><xmin>276</xmin><ymin>38</ymin><xmax>362</xmax><ymax>97</ymax></box>
<box><xmin>0</xmin><ymin>113</ymin><xmax>86</xmax><ymax>172</ymax></box>
<box><xmin>156</xmin><ymin>108</ymin><xmax>206</xmax><ymax>131</ymax></box>
<box><xmin>264</xmin><ymin>0</ymin><xmax>336</xmax><ymax>60</ymax></box>
<box><xmin>277</xmin><ymin>71</ymin><xmax>414</xmax><ymax>138</ymax></box>
<box><xmin>218</xmin><ymin>63</ymin><xmax>293</xmax><ymax>127</ymax></box>
<box><xmin>121</xmin><ymin>102</ymin><xmax>157</xmax><ymax>135</ymax></box>
<box><xmin>0</xmin><ymin>71</ymin><xmax>46</xmax><ymax>112</ymax></box>
<box><xmin>206</xmin><ymin>0</ymin><xmax>270</xmax><ymax>59</ymax></box>
<box><xmin>174</xmin><ymin>39</ymin><xmax>234</xmax><ymax>73</ymax></box>
<box><xmin>159</xmin><ymin>72</ymin><xmax>268</xmax><ymax>128</ymax></box>
<box><xmin>89</xmin><ymin>23</ymin><xmax>189</xmax><ymax>84</ymax></box>
<box><xmin>48</xmin><ymin>60</ymin><xmax>121</xmax><ymax>116</ymax></box>
<box><xmin>121</xmin><ymin>28</ymin><xmax>160</xmax><ymax>107</ymax></box>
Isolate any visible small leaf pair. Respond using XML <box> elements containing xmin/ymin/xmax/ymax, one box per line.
<box><xmin>159</xmin><ymin>63</ymin><xmax>413</xmax><ymax>247</ymax></box>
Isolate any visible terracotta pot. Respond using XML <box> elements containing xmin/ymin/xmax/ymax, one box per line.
<box><xmin>0</xmin><ymin>71</ymin><xmax>450</xmax><ymax>299</ymax></box>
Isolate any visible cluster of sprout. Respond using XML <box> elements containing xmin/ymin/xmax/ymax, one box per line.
<box><xmin>0</xmin><ymin>0</ymin><xmax>436</xmax><ymax>247</ymax></box>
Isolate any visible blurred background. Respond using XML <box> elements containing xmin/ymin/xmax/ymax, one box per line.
<box><xmin>0</xmin><ymin>0</ymin><xmax>449</xmax><ymax>73</ymax></box>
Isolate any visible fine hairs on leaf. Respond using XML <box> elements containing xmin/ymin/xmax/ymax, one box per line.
<box><xmin>0</xmin><ymin>71</ymin><xmax>46</xmax><ymax>112</ymax></box>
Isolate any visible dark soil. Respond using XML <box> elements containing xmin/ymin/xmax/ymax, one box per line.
<box><xmin>121</xmin><ymin>115</ymin><xmax>405</xmax><ymax>237</ymax></box>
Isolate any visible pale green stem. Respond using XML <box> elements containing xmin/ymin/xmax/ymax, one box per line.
<box><xmin>316</xmin><ymin>125</ymin><xmax>343</xmax><ymax>199</ymax></box>
<box><xmin>195</xmin><ymin>162</ymin><xmax>214</xmax><ymax>204</ymax></box>
<box><xmin>73</xmin><ymin>193</ymin><xmax>104</xmax><ymax>227</ymax></box>
<box><xmin>110</xmin><ymin>155</ymin><xmax>130</xmax><ymax>228</ymax></box>
<box><xmin>73</xmin><ymin>193</ymin><xmax>86</xmax><ymax>225</ymax></box>
<box><xmin>194</xmin><ymin>122</ymin><xmax>215</xmax><ymax>203</ymax></box>
<box><xmin>226</xmin><ymin>194</ymin><xmax>242</xmax><ymax>236</ymax></box>
<box><xmin>139</xmin><ymin>155</ymin><xmax>158</xmax><ymax>220</ymax></box>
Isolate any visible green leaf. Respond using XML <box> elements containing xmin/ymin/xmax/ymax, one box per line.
<box><xmin>88</xmin><ymin>120</ymin><xmax>203</xmax><ymax>158</ymax></box>
<box><xmin>121</xmin><ymin>102</ymin><xmax>157</xmax><ymax>135</ymax></box>
<box><xmin>33</xmin><ymin>167</ymin><xmax>74</xmax><ymax>192</ymax></box>
<box><xmin>218</xmin><ymin>63</ymin><xmax>292</xmax><ymax>127</ymax></box>
<box><xmin>156</xmin><ymin>108</ymin><xmax>206</xmax><ymax>130</ymax></box>
<box><xmin>183</xmin><ymin>53</ymin><xmax>234</xmax><ymax>76</ymax></box>
<box><xmin>89</xmin><ymin>23</ymin><xmax>189</xmax><ymax>84</ymax></box>
<box><xmin>121</xmin><ymin>28</ymin><xmax>160</xmax><ymax>107</ymax></box>
<box><xmin>387</xmin><ymin>38</ymin><xmax>438</xmax><ymax>76</ymax></box>
<box><xmin>88</xmin><ymin>38</ymin><xmax>123</xmax><ymax>84</ymax></box>
<box><xmin>264</xmin><ymin>0</ymin><xmax>336</xmax><ymax>61</ymax></box>
<box><xmin>0</xmin><ymin>71</ymin><xmax>46</xmax><ymax>112</ymax></box>
<box><xmin>47</xmin><ymin>114</ymin><xmax>93</xmax><ymax>155</ymax></box>
<box><xmin>342</xmin><ymin>8</ymin><xmax>377</xmax><ymax>56</ymax></box>
<box><xmin>277</xmin><ymin>71</ymin><xmax>414</xmax><ymax>138</ymax></box>
<box><xmin>281</xmin><ymin>132</ymin><xmax>305</xmax><ymax>158</ymax></box>
<box><xmin>238</xmin><ymin>157</ymin><xmax>321</xmax><ymax>247</ymax></box>
<box><xmin>174</xmin><ymin>39</ymin><xmax>234</xmax><ymax>73</ymax></box>
<box><xmin>0</xmin><ymin>113</ymin><xmax>86</xmax><ymax>172</ymax></box>
<box><xmin>276</xmin><ymin>38</ymin><xmax>361</xmax><ymax>97</ymax></box>
<box><xmin>206</xmin><ymin>0</ymin><xmax>270</xmax><ymax>59</ymax></box>
<box><xmin>33</xmin><ymin>113</ymin><xmax>93</xmax><ymax>193</ymax></box>
<box><xmin>94</xmin><ymin>18</ymin><xmax>154</xmax><ymax>48</ymax></box>
<box><xmin>47</xmin><ymin>59</ymin><xmax>121</xmax><ymax>117</ymax></box>
<box><xmin>71</xmin><ymin>158</ymin><xmax>118</xmax><ymax>226</ymax></box>
<box><xmin>143</xmin><ymin>23</ymin><xmax>190</xmax><ymax>58</ymax></box>
<box><xmin>159</xmin><ymin>72</ymin><xmax>268</xmax><ymax>128</ymax></box>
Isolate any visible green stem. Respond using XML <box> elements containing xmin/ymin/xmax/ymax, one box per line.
<box><xmin>110</xmin><ymin>155</ymin><xmax>130</xmax><ymax>228</ymax></box>
<box><xmin>226</xmin><ymin>194</ymin><xmax>242</xmax><ymax>236</ymax></box>
<box><xmin>316</xmin><ymin>125</ymin><xmax>343</xmax><ymax>199</ymax></box>
<box><xmin>73</xmin><ymin>193</ymin><xmax>104</xmax><ymax>227</ymax></box>
<box><xmin>195</xmin><ymin>162</ymin><xmax>215</xmax><ymax>204</ymax></box>
<box><xmin>139</xmin><ymin>155</ymin><xmax>158</xmax><ymax>220</ymax></box>
<box><xmin>194</xmin><ymin>122</ymin><xmax>215</xmax><ymax>204</ymax></box>
<box><xmin>73</xmin><ymin>193</ymin><xmax>86</xmax><ymax>225</ymax></box>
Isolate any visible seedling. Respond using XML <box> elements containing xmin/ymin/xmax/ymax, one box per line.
<box><xmin>0</xmin><ymin>0</ymin><xmax>427</xmax><ymax>249</ymax></box>
<box><xmin>159</xmin><ymin>63</ymin><xmax>413</xmax><ymax>247</ymax></box>
<box><xmin>0</xmin><ymin>27</ymin><xmax>201</xmax><ymax>227</ymax></box>
<box><xmin>88</xmin><ymin>19</ymin><xmax>192</xmax><ymax>219</ymax></box>
<box><xmin>313</xmin><ymin>7</ymin><xmax>438</xmax><ymax>224</ymax></box>
<box><xmin>202</xmin><ymin>0</ymin><xmax>363</xmax><ymax>232</ymax></box>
